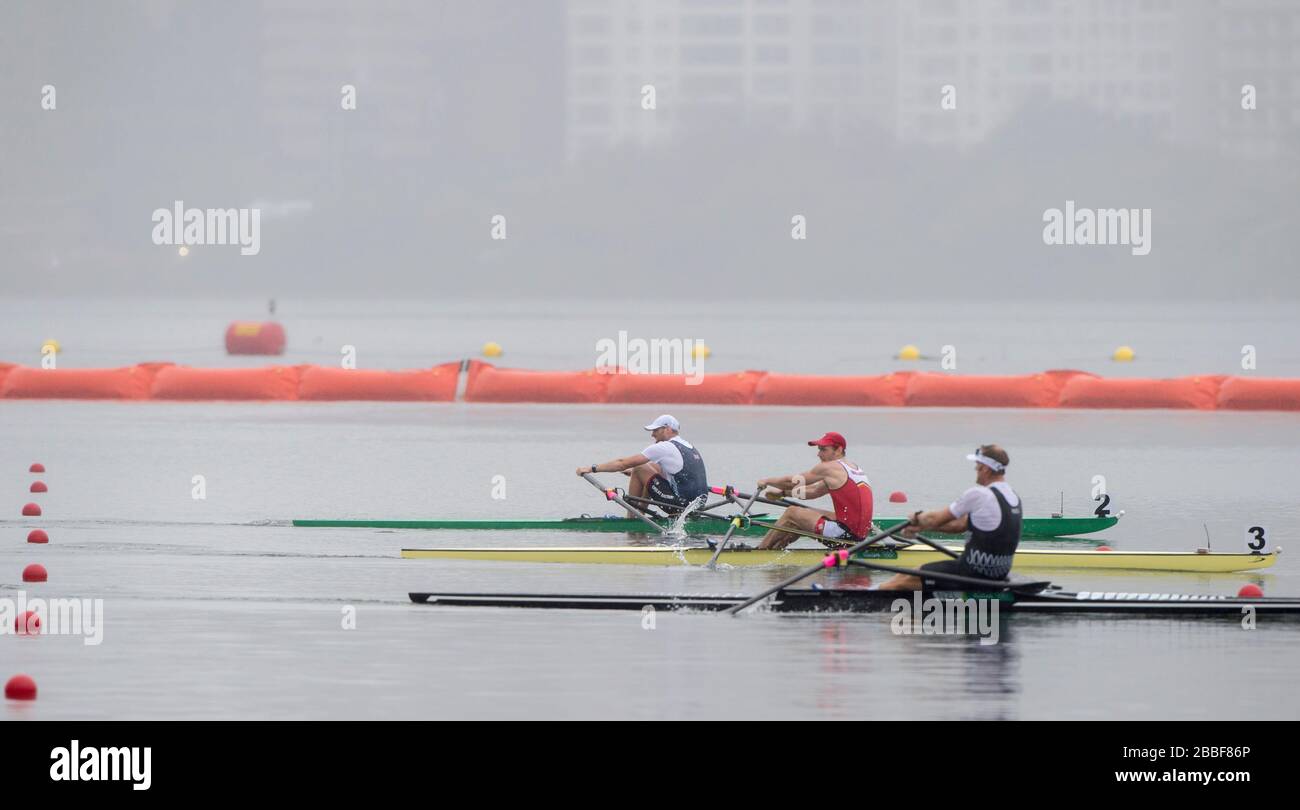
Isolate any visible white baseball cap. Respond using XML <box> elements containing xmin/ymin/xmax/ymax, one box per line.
<box><xmin>643</xmin><ymin>414</ymin><xmax>680</xmax><ymax>431</ymax></box>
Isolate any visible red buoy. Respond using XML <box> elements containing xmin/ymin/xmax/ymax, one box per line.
<box><xmin>225</xmin><ymin>321</ymin><xmax>287</xmax><ymax>355</ymax></box>
<box><xmin>22</xmin><ymin>503</ymin><xmax>42</xmax><ymax>517</ymax></box>
<box><xmin>1095</xmin><ymin>545</ymin><xmax>1112</xmax><ymax>552</ymax></box>
<box><xmin>27</xmin><ymin>530</ymin><xmax>49</xmax><ymax>544</ymax></box>
<box><xmin>22</xmin><ymin>564</ymin><xmax>47</xmax><ymax>583</ymax></box>
<box><xmin>15</xmin><ymin>611</ymin><xmax>41</xmax><ymax>635</ymax></box>
<box><xmin>30</xmin><ymin>463</ymin><xmax>45</xmax><ymax>473</ymax></box>
<box><xmin>888</xmin><ymin>491</ymin><xmax>908</xmax><ymax>503</ymax></box>
<box><xmin>5</xmin><ymin>674</ymin><xmax>37</xmax><ymax>701</ymax></box>
<box><xmin>1238</xmin><ymin>583</ymin><xmax>1264</xmax><ymax>598</ymax></box>
<box><xmin>30</xmin><ymin>481</ymin><xmax>48</xmax><ymax>493</ymax></box>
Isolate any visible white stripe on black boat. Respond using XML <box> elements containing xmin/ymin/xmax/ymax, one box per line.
<box><xmin>409</xmin><ymin>589</ymin><xmax>1300</xmax><ymax>615</ymax></box>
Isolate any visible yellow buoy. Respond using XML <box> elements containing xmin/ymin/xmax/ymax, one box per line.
<box><xmin>691</xmin><ymin>342</ymin><xmax>711</xmax><ymax>360</ymax></box>
<box><xmin>482</xmin><ymin>341</ymin><xmax>503</xmax><ymax>358</ymax></box>
<box><xmin>41</xmin><ymin>339</ymin><xmax>61</xmax><ymax>355</ymax></box>
<box><xmin>1112</xmin><ymin>345</ymin><xmax>1135</xmax><ymax>362</ymax></box>
<box><xmin>897</xmin><ymin>344</ymin><xmax>921</xmax><ymax>361</ymax></box>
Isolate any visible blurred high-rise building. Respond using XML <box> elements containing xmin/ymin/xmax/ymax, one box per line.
<box><xmin>258</xmin><ymin>0</ymin><xmax>443</xmax><ymax>163</ymax></box>
<box><xmin>895</xmin><ymin>0</ymin><xmax>1196</xmax><ymax>147</ymax></box>
<box><xmin>258</xmin><ymin>0</ymin><xmax>563</xmax><ymax>169</ymax></box>
<box><xmin>1202</xmin><ymin>0</ymin><xmax>1300</xmax><ymax>159</ymax></box>
<box><xmin>565</xmin><ymin>0</ymin><xmax>899</xmax><ymax>159</ymax></box>
<box><xmin>564</xmin><ymin>0</ymin><xmax>1299</xmax><ymax>159</ymax></box>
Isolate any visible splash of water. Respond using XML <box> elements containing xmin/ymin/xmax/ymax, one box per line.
<box><xmin>662</xmin><ymin>494</ymin><xmax>710</xmax><ymax>541</ymax></box>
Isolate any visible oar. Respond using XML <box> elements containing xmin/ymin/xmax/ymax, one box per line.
<box><xmin>747</xmin><ymin>519</ymin><xmax>915</xmax><ymax>549</ymax></box>
<box><xmin>623</xmin><ymin>493</ymin><xmax>737</xmax><ymax>520</ymax></box>
<box><xmin>581</xmin><ymin>473</ymin><xmax>667</xmax><ymax>535</ymax></box>
<box><xmin>705</xmin><ymin>485</ymin><xmax>764</xmax><ymax>568</ymax></box>
<box><xmin>840</xmin><ymin>557</ymin><xmax>1046</xmax><ymax>594</ymax></box>
<box><xmin>714</xmin><ymin>488</ymin><xmax>952</xmax><ymax>544</ymax></box>
<box><xmin>725</xmin><ymin>521</ymin><xmax>912</xmax><ymax>615</ymax></box>
<box><xmin>710</xmin><ymin>485</ymin><xmax>804</xmax><ymax>509</ymax></box>
<box><xmin>889</xmin><ymin>520</ymin><xmax>962</xmax><ymax>560</ymax></box>
<box><xmin>713</xmin><ymin>488</ymin><xmax>960</xmax><ymax>546</ymax></box>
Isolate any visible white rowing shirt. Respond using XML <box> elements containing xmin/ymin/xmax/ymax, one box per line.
<box><xmin>642</xmin><ymin>437</ymin><xmax>696</xmax><ymax>476</ymax></box>
<box><xmin>949</xmin><ymin>482</ymin><xmax>1020</xmax><ymax>532</ymax></box>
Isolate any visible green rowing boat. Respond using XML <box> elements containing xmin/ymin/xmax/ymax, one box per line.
<box><xmin>292</xmin><ymin>514</ymin><xmax>1119</xmax><ymax>538</ymax></box>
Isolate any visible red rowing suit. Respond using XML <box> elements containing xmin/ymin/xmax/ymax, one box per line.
<box><xmin>817</xmin><ymin>460</ymin><xmax>874</xmax><ymax>540</ymax></box>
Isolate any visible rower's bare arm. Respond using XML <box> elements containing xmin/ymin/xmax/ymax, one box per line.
<box><xmin>577</xmin><ymin>454</ymin><xmax>651</xmax><ymax>476</ymax></box>
<box><xmin>793</xmin><ymin>462</ymin><xmax>840</xmax><ymax>499</ymax></box>
<box><xmin>757</xmin><ymin>474</ymin><xmax>800</xmax><ymax>493</ymax></box>
<box><xmin>907</xmin><ymin>507</ymin><xmax>965</xmax><ymax>535</ymax></box>
<box><xmin>759</xmin><ymin>466</ymin><xmax>831</xmax><ymax>499</ymax></box>
<box><xmin>931</xmin><ymin>515</ymin><xmax>969</xmax><ymax>534</ymax></box>
<box><xmin>796</xmin><ymin>477</ymin><xmax>830</xmax><ymax>499</ymax></box>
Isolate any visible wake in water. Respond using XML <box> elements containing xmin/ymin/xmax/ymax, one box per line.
<box><xmin>0</xmin><ymin>518</ymin><xmax>292</xmax><ymax>528</ymax></box>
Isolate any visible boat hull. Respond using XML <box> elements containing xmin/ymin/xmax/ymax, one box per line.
<box><xmin>409</xmin><ymin>589</ymin><xmax>1300</xmax><ymax>615</ymax></box>
<box><xmin>399</xmin><ymin>545</ymin><xmax>1277</xmax><ymax>573</ymax></box>
<box><xmin>297</xmin><ymin>514</ymin><xmax>1119</xmax><ymax>538</ymax></box>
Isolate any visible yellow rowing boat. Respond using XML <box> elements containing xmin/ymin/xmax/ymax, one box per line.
<box><xmin>400</xmin><ymin>545</ymin><xmax>1278</xmax><ymax>573</ymax></box>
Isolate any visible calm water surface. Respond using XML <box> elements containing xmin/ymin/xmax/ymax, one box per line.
<box><xmin>3</xmin><ymin>400</ymin><xmax>1298</xmax><ymax>720</ymax></box>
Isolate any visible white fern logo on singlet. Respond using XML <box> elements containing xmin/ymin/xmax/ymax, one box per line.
<box><xmin>965</xmin><ymin>550</ymin><xmax>1015</xmax><ymax>578</ymax></box>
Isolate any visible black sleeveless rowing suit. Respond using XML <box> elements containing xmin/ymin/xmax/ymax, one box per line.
<box><xmin>920</xmin><ymin>485</ymin><xmax>1022</xmax><ymax>585</ymax></box>
<box><xmin>646</xmin><ymin>437</ymin><xmax>709</xmax><ymax>507</ymax></box>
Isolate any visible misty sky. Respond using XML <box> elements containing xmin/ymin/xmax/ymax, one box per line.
<box><xmin>1</xmin><ymin>0</ymin><xmax>1297</xmax><ymax>302</ymax></box>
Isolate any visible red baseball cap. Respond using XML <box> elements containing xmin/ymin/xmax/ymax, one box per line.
<box><xmin>808</xmin><ymin>431</ymin><xmax>847</xmax><ymax>450</ymax></box>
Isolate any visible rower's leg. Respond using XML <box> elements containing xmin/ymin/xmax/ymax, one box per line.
<box><xmin>627</xmin><ymin>463</ymin><xmax>661</xmax><ymax>497</ymax></box>
<box><xmin>626</xmin><ymin>464</ymin><xmax>662</xmax><ymax>518</ymax></box>
<box><xmin>756</xmin><ymin>506</ymin><xmax>825</xmax><ymax>550</ymax></box>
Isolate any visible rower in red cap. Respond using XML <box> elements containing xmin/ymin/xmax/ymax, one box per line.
<box><xmin>752</xmin><ymin>431</ymin><xmax>874</xmax><ymax>550</ymax></box>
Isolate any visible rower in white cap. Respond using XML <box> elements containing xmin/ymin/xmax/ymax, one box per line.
<box><xmin>577</xmin><ymin>414</ymin><xmax>709</xmax><ymax>517</ymax></box>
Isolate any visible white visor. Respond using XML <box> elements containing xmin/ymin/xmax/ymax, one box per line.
<box><xmin>966</xmin><ymin>452</ymin><xmax>1006</xmax><ymax>472</ymax></box>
